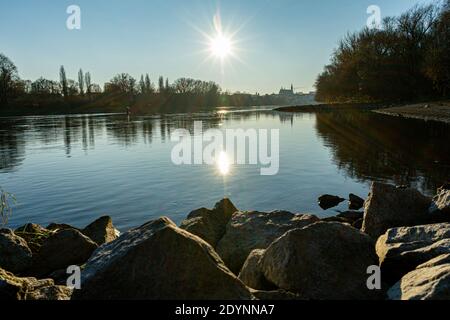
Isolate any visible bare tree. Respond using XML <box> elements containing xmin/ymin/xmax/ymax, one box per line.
<box><xmin>0</xmin><ymin>54</ymin><xmax>19</xmax><ymax>105</ymax></box>
<box><xmin>105</xmin><ymin>73</ymin><xmax>137</xmax><ymax>94</ymax></box>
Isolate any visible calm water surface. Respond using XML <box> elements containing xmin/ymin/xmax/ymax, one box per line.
<box><xmin>1</xmin><ymin>108</ymin><xmax>449</xmax><ymax>231</ymax></box>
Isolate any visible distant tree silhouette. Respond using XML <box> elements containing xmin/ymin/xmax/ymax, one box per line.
<box><xmin>78</xmin><ymin>69</ymin><xmax>84</xmax><ymax>95</ymax></box>
<box><xmin>60</xmin><ymin>66</ymin><xmax>68</xmax><ymax>98</ymax></box>
<box><xmin>145</xmin><ymin>74</ymin><xmax>153</xmax><ymax>93</ymax></box>
<box><xmin>67</xmin><ymin>79</ymin><xmax>79</xmax><ymax>96</ymax></box>
<box><xmin>105</xmin><ymin>73</ymin><xmax>137</xmax><ymax>94</ymax></box>
<box><xmin>158</xmin><ymin>76</ymin><xmax>164</xmax><ymax>94</ymax></box>
<box><xmin>0</xmin><ymin>53</ymin><xmax>19</xmax><ymax>105</ymax></box>
<box><xmin>31</xmin><ymin>77</ymin><xmax>60</xmax><ymax>95</ymax></box>
<box><xmin>174</xmin><ymin>78</ymin><xmax>194</xmax><ymax>94</ymax></box>
<box><xmin>139</xmin><ymin>75</ymin><xmax>146</xmax><ymax>94</ymax></box>
<box><xmin>85</xmin><ymin>72</ymin><xmax>92</xmax><ymax>95</ymax></box>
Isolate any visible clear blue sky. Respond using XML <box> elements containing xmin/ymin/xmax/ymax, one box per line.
<box><xmin>0</xmin><ymin>0</ymin><xmax>437</xmax><ymax>94</ymax></box>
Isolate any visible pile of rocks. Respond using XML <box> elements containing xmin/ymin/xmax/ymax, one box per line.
<box><xmin>1</xmin><ymin>182</ymin><xmax>449</xmax><ymax>300</ymax></box>
<box><xmin>0</xmin><ymin>216</ymin><xmax>119</xmax><ymax>300</ymax></box>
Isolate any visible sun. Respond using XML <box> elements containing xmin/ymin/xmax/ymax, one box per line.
<box><xmin>191</xmin><ymin>11</ymin><xmax>245</xmax><ymax>73</ymax></box>
<box><xmin>210</xmin><ymin>33</ymin><xmax>232</xmax><ymax>59</ymax></box>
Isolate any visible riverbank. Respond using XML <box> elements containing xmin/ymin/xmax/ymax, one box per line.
<box><xmin>1</xmin><ymin>182</ymin><xmax>449</xmax><ymax>300</ymax></box>
<box><xmin>274</xmin><ymin>103</ymin><xmax>385</xmax><ymax>112</ymax></box>
<box><xmin>374</xmin><ymin>101</ymin><xmax>450</xmax><ymax>124</ymax></box>
<box><xmin>275</xmin><ymin>101</ymin><xmax>450</xmax><ymax>124</ymax></box>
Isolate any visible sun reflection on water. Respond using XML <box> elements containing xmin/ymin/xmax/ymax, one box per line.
<box><xmin>216</xmin><ymin>151</ymin><xmax>231</xmax><ymax>176</ymax></box>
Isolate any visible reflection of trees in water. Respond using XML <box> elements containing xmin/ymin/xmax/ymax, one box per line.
<box><xmin>0</xmin><ymin>115</ymin><xmax>106</xmax><ymax>171</ymax></box>
<box><xmin>61</xmin><ymin>116</ymin><xmax>105</xmax><ymax>155</ymax></box>
<box><xmin>314</xmin><ymin>111</ymin><xmax>450</xmax><ymax>194</ymax></box>
<box><xmin>0</xmin><ymin>119</ymin><xmax>26</xmax><ymax>172</ymax></box>
<box><xmin>64</xmin><ymin>117</ymin><xmax>71</xmax><ymax>155</ymax></box>
<box><xmin>106</xmin><ymin>119</ymin><xmax>139</xmax><ymax>146</ymax></box>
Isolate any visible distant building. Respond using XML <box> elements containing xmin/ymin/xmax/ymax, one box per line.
<box><xmin>274</xmin><ymin>84</ymin><xmax>317</xmax><ymax>106</ymax></box>
<box><xmin>279</xmin><ymin>84</ymin><xmax>295</xmax><ymax>96</ymax></box>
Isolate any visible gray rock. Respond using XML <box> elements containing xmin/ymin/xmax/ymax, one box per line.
<box><xmin>337</xmin><ymin>211</ymin><xmax>364</xmax><ymax>221</ymax></box>
<box><xmin>31</xmin><ymin>229</ymin><xmax>98</xmax><ymax>277</ymax></box>
<box><xmin>216</xmin><ymin>211</ymin><xmax>319</xmax><ymax>274</ymax></box>
<box><xmin>180</xmin><ymin>198</ymin><xmax>237</xmax><ymax>247</ymax></box>
<box><xmin>318</xmin><ymin>195</ymin><xmax>345</xmax><ymax>210</ymax></box>
<box><xmin>0</xmin><ymin>267</ymin><xmax>72</xmax><ymax>300</ymax></box>
<box><xmin>387</xmin><ymin>258</ymin><xmax>450</xmax><ymax>300</ymax></box>
<box><xmin>261</xmin><ymin>222</ymin><xmax>380</xmax><ymax>300</ymax></box>
<box><xmin>72</xmin><ymin>217</ymin><xmax>254</xmax><ymax>300</ymax></box>
<box><xmin>349</xmin><ymin>194</ymin><xmax>365</xmax><ymax>210</ymax></box>
<box><xmin>376</xmin><ymin>223</ymin><xmax>450</xmax><ymax>284</ymax></box>
<box><xmin>0</xmin><ymin>229</ymin><xmax>32</xmax><ymax>274</ymax></box>
<box><xmin>238</xmin><ymin>249</ymin><xmax>275</xmax><ymax>291</ymax></box>
<box><xmin>82</xmin><ymin>216</ymin><xmax>119</xmax><ymax>246</ymax></box>
<box><xmin>362</xmin><ymin>182</ymin><xmax>431</xmax><ymax>238</ymax></box>
<box><xmin>429</xmin><ymin>184</ymin><xmax>450</xmax><ymax>216</ymax></box>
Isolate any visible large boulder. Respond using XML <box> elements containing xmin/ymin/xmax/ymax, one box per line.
<box><xmin>31</xmin><ymin>229</ymin><xmax>98</xmax><ymax>277</ymax></box>
<box><xmin>180</xmin><ymin>198</ymin><xmax>237</xmax><ymax>247</ymax></box>
<box><xmin>387</xmin><ymin>254</ymin><xmax>450</xmax><ymax>300</ymax></box>
<box><xmin>72</xmin><ymin>217</ymin><xmax>254</xmax><ymax>300</ymax></box>
<box><xmin>238</xmin><ymin>249</ymin><xmax>275</xmax><ymax>291</ymax></box>
<box><xmin>0</xmin><ymin>268</ymin><xmax>72</xmax><ymax>300</ymax></box>
<box><xmin>362</xmin><ymin>182</ymin><xmax>431</xmax><ymax>238</ymax></box>
<box><xmin>82</xmin><ymin>216</ymin><xmax>119</xmax><ymax>246</ymax></box>
<box><xmin>261</xmin><ymin>222</ymin><xmax>380</xmax><ymax>300</ymax></box>
<box><xmin>15</xmin><ymin>223</ymin><xmax>53</xmax><ymax>254</ymax></box>
<box><xmin>376</xmin><ymin>223</ymin><xmax>450</xmax><ymax>284</ymax></box>
<box><xmin>216</xmin><ymin>211</ymin><xmax>320</xmax><ymax>274</ymax></box>
<box><xmin>0</xmin><ymin>229</ymin><xmax>32</xmax><ymax>274</ymax></box>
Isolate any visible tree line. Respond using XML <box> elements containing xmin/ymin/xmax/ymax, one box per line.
<box><xmin>0</xmin><ymin>55</ymin><xmax>285</xmax><ymax>114</ymax></box>
<box><xmin>315</xmin><ymin>1</ymin><xmax>450</xmax><ymax>103</ymax></box>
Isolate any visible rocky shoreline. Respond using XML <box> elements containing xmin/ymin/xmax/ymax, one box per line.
<box><xmin>374</xmin><ymin>102</ymin><xmax>450</xmax><ymax>124</ymax></box>
<box><xmin>1</xmin><ymin>182</ymin><xmax>449</xmax><ymax>300</ymax></box>
<box><xmin>275</xmin><ymin>101</ymin><xmax>450</xmax><ymax>124</ymax></box>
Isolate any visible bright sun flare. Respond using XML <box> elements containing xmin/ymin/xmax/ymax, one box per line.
<box><xmin>210</xmin><ymin>34</ymin><xmax>232</xmax><ymax>59</ymax></box>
